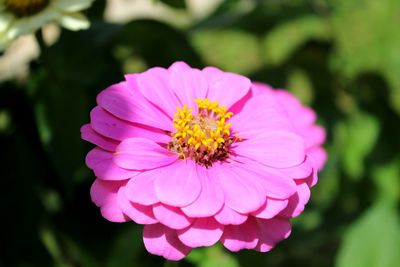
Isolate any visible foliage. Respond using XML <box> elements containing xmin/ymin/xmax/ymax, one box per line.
<box><xmin>1</xmin><ymin>0</ymin><xmax>399</xmax><ymax>266</ymax></box>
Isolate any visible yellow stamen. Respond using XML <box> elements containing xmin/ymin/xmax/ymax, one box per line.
<box><xmin>169</xmin><ymin>98</ymin><xmax>234</xmax><ymax>166</ymax></box>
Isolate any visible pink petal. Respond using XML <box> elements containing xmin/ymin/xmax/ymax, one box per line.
<box><xmin>221</xmin><ymin>218</ymin><xmax>258</xmax><ymax>251</ymax></box>
<box><xmin>96</xmin><ymin>81</ymin><xmax>172</xmax><ymax>130</ymax></box>
<box><xmin>181</xmin><ymin>166</ymin><xmax>224</xmax><ymax>217</ymax></box>
<box><xmin>212</xmin><ymin>164</ymin><xmax>265</xmax><ymax>213</ymax></box>
<box><xmin>279</xmin><ymin>182</ymin><xmax>311</xmax><ymax>218</ymax></box>
<box><xmin>309</xmin><ymin>168</ymin><xmax>319</xmax><ymax>187</ymax></box>
<box><xmin>274</xmin><ymin>89</ymin><xmax>316</xmax><ymax>126</ymax></box>
<box><xmin>231</xmin><ymin>158</ymin><xmax>297</xmax><ymax>199</ymax></box>
<box><xmin>307</xmin><ymin>146</ymin><xmax>327</xmax><ymax>171</ymax></box>
<box><xmin>214</xmin><ymin>205</ymin><xmax>248</xmax><ymax>225</ymax></box>
<box><xmin>86</xmin><ymin>148</ymin><xmax>139</xmax><ymax>180</ymax></box>
<box><xmin>114</xmin><ymin>138</ymin><xmax>177</xmax><ymax>170</ymax></box>
<box><xmin>124</xmin><ymin>170</ymin><xmax>159</xmax><ymax>205</ymax></box>
<box><xmin>117</xmin><ymin>187</ymin><xmax>158</xmax><ymax>224</ymax></box>
<box><xmin>131</xmin><ymin>67</ymin><xmax>181</xmax><ymax>117</ymax></box>
<box><xmin>229</xmin><ymin>83</ymin><xmax>281</xmax><ymax>115</ymax></box>
<box><xmin>251</xmin><ymin>198</ymin><xmax>288</xmax><ymax>219</ymax></box>
<box><xmin>90</xmin><ymin>179</ymin><xmax>128</xmax><ymax>222</ymax></box>
<box><xmin>255</xmin><ymin>218</ymin><xmax>291</xmax><ymax>252</ymax></box>
<box><xmin>251</xmin><ymin>82</ymin><xmax>274</xmax><ymax>96</ymax></box>
<box><xmin>202</xmin><ymin>66</ymin><xmax>251</xmax><ymax>109</ymax></box>
<box><xmin>233</xmin><ymin>130</ymin><xmax>306</xmax><ymax>168</ymax></box>
<box><xmin>80</xmin><ymin>124</ymin><xmax>118</xmax><ymax>151</ymax></box>
<box><xmin>279</xmin><ymin>157</ymin><xmax>313</xmax><ymax>179</ymax></box>
<box><xmin>153</xmin><ymin>203</ymin><xmax>193</xmax><ymax>230</ymax></box>
<box><xmin>293</xmin><ymin>106</ymin><xmax>316</xmax><ymax>129</ymax></box>
<box><xmin>90</xmin><ymin>106</ymin><xmax>170</xmax><ymax>144</ymax></box>
<box><xmin>168</xmin><ymin>61</ymin><xmax>191</xmax><ymax>71</ymax></box>
<box><xmin>154</xmin><ymin>160</ymin><xmax>201</xmax><ymax>207</ymax></box>
<box><xmin>90</xmin><ymin>179</ymin><xmax>124</xmax><ymax>206</ymax></box>
<box><xmin>230</xmin><ymin>94</ymin><xmax>292</xmax><ymax>139</ymax></box>
<box><xmin>303</xmin><ymin>125</ymin><xmax>326</xmax><ymax>148</ymax></box>
<box><xmin>177</xmin><ymin>218</ymin><xmax>224</xmax><ymax>248</ymax></box>
<box><xmin>143</xmin><ymin>224</ymin><xmax>191</xmax><ymax>261</ymax></box>
<box><xmin>169</xmin><ymin>65</ymin><xmax>208</xmax><ymax>109</ymax></box>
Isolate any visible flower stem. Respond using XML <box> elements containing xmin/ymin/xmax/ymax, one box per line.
<box><xmin>164</xmin><ymin>260</ymin><xmax>179</xmax><ymax>267</ymax></box>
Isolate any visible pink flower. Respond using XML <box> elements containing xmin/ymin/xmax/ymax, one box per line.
<box><xmin>81</xmin><ymin>62</ymin><xmax>326</xmax><ymax>260</ymax></box>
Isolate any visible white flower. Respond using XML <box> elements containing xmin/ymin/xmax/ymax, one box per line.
<box><xmin>0</xmin><ymin>0</ymin><xmax>94</xmax><ymax>51</ymax></box>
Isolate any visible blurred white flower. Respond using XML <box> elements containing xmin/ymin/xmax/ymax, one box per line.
<box><xmin>0</xmin><ymin>0</ymin><xmax>94</xmax><ymax>51</ymax></box>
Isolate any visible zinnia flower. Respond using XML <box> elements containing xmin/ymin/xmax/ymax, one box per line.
<box><xmin>81</xmin><ymin>62</ymin><xmax>326</xmax><ymax>260</ymax></box>
<box><xmin>0</xmin><ymin>0</ymin><xmax>94</xmax><ymax>51</ymax></box>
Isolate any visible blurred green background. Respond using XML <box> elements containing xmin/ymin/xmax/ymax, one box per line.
<box><xmin>1</xmin><ymin>0</ymin><xmax>400</xmax><ymax>266</ymax></box>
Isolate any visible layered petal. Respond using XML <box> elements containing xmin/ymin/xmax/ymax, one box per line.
<box><xmin>251</xmin><ymin>198</ymin><xmax>288</xmax><ymax>219</ymax></box>
<box><xmin>114</xmin><ymin>138</ymin><xmax>176</xmax><ymax>170</ymax></box>
<box><xmin>90</xmin><ymin>106</ymin><xmax>170</xmax><ymax>144</ymax></box>
<box><xmin>228</xmin><ymin>159</ymin><xmax>298</xmax><ymax>199</ymax></box>
<box><xmin>117</xmin><ymin>187</ymin><xmax>158</xmax><ymax>224</ymax></box>
<box><xmin>250</xmin><ymin>82</ymin><xmax>275</xmax><ymax>96</ymax></box>
<box><xmin>97</xmin><ymin>81</ymin><xmax>172</xmax><ymax>130</ymax></box>
<box><xmin>214</xmin><ymin>205</ymin><xmax>248</xmax><ymax>225</ymax></box>
<box><xmin>279</xmin><ymin>157</ymin><xmax>313</xmax><ymax>179</ymax></box>
<box><xmin>203</xmin><ymin>66</ymin><xmax>251</xmax><ymax>110</ymax></box>
<box><xmin>86</xmin><ymin>148</ymin><xmax>139</xmax><ymax>180</ymax></box>
<box><xmin>143</xmin><ymin>224</ymin><xmax>191</xmax><ymax>261</ymax></box>
<box><xmin>212</xmin><ymin>164</ymin><xmax>265</xmax><ymax>213</ymax></box>
<box><xmin>125</xmin><ymin>170</ymin><xmax>159</xmax><ymax>205</ymax></box>
<box><xmin>130</xmin><ymin>68</ymin><xmax>181</xmax><ymax>116</ymax></box>
<box><xmin>230</xmin><ymin>94</ymin><xmax>293</xmax><ymax>139</ymax></box>
<box><xmin>153</xmin><ymin>204</ymin><xmax>193</xmax><ymax>230</ymax></box>
<box><xmin>221</xmin><ymin>219</ymin><xmax>259</xmax><ymax>251</ymax></box>
<box><xmin>279</xmin><ymin>182</ymin><xmax>311</xmax><ymax>218</ymax></box>
<box><xmin>233</xmin><ymin>131</ymin><xmax>306</xmax><ymax>168</ymax></box>
<box><xmin>177</xmin><ymin>218</ymin><xmax>224</xmax><ymax>248</ymax></box>
<box><xmin>90</xmin><ymin>179</ymin><xmax>127</xmax><ymax>222</ymax></box>
<box><xmin>255</xmin><ymin>218</ymin><xmax>291</xmax><ymax>252</ymax></box>
<box><xmin>169</xmin><ymin>63</ymin><xmax>208</xmax><ymax>109</ymax></box>
<box><xmin>307</xmin><ymin>146</ymin><xmax>328</xmax><ymax>172</ymax></box>
<box><xmin>303</xmin><ymin>125</ymin><xmax>326</xmax><ymax>148</ymax></box>
<box><xmin>181</xmin><ymin>166</ymin><xmax>224</xmax><ymax>217</ymax></box>
<box><xmin>154</xmin><ymin>161</ymin><xmax>201</xmax><ymax>207</ymax></box>
<box><xmin>80</xmin><ymin>124</ymin><xmax>118</xmax><ymax>151</ymax></box>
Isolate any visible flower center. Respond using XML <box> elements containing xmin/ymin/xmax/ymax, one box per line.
<box><xmin>4</xmin><ymin>0</ymin><xmax>49</xmax><ymax>17</ymax></box>
<box><xmin>168</xmin><ymin>98</ymin><xmax>234</xmax><ymax>167</ymax></box>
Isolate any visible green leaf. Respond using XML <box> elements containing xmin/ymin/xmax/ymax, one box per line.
<box><xmin>187</xmin><ymin>245</ymin><xmax>240</xmax><ymax>267</ymax></box>
<box><xmin>30</xmin><ymin>23</ymin><xmax>123</xmax><ymax>185</ymax></box>
<box><xmin>191</xmin><ymin>29</ymin><xmax>262</xmax><ymax>74</ymax></box>
<box><xmin>287</xmin><ymin>68</ymin><xmax>314</xmax><ymax>105</ymax></box>
<box><xmin>0</xmin><ymin>109</ymin><xmax>11</xmax><ymax>134</ymax></box>
<box><xmin>336</xmin><ymin>202</ymin><xmax>400</xmax><ymax>267</ymax></box>
<box><xmin>372</xmin><ymin>159</ymin><xmax>400</xmax><ymax>202</ymax></box>
<box><xmin>106</xmin><ymin>225</ymin><xmax>142</xmax><ymax>267</ymax></box>
<box><xmin>262</xmin><ymin>15</ymin><xmax>331</xmax><ymax>65</ymax></box>
<box><xmin>335</xmin><ymin>112</ymin><xmax>379</xmax><ymax>179</ymax></box>
<box><xmin>40</xmin><ymin>226</ymin><xmax>70</xmax><ymax>267</ymax></box>
<box><xmin>331</xmin><ymin>0</ymin><xmax>400</xmax><ymax>114</ymax></box>
<box><xmin>118</xmin><ymin>20</ymin><xmax>201</xmax><ymax>67</ymax></box>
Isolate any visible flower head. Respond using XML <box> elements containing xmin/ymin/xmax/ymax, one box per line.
<box><xmin>81</xmin><ymin>62</ymin><xmax>327</xmax><ymax>260</ymax></box>
<box><xmin>0</xmin><ymin>0</ymin><xmax>94</xmax><ymax>51</ymax></box>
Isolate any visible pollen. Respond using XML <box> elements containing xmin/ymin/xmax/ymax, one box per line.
<box><xmin>168</xmin><ymin>99</ymin><xmax>234</xmax><ymax>167</ymax></box>
<box><xmin>5</xmin><ymin>0</ymin><xmax>49</xmax><ymax>17</ymax></box>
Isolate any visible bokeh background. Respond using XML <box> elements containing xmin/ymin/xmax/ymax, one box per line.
<box><xmin>1</xmin><ymin>0</ymin><xmax>400</xmax><ymax>266</ymax></box>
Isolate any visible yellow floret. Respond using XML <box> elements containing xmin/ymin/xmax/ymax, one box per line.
<box><xmin>173</xmin><ymin>98</ymin><xmax>233</xmax><ymax>153</ymax></box>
